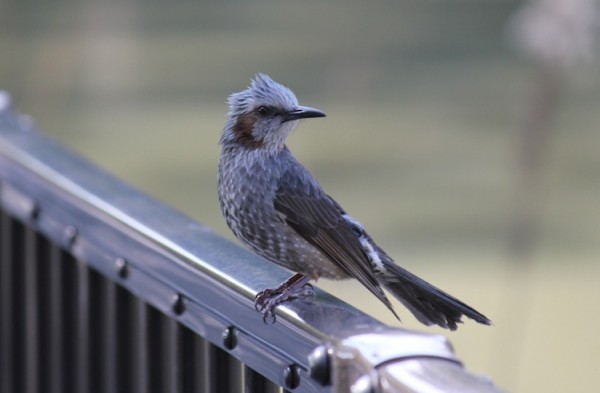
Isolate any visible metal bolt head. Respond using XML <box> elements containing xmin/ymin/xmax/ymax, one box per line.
<box><xmin>64</xmin><ymin>226</ymin><xmax>78</xmax><ymax>247</ymax></box>
<box><xmin>115</xmin><ymin>258</ymin><xmax>128</xmax><ymax>278</ymax></box>
<box><xmin>30</xmin><ymin>204</ymin><xmax>40</xmax><ymax>222</ymax></box>
<box><xmin>308</xmin><ymin>345</ymin><xmax>332</xmax><ymax>386</ymax></box>
<box><xmin>171</xmin><ymin>294</ymin><xmax>185</xmax><ymax>315</ymax></box>
<box><xmin>222</xmin><ymin>326</ymin><xmax>238</xmax><ymax>350</ymax></box>
<box><xmin>283</xmin><ymin>364</ymin><xmax>300</xmax><ymax>390</ymax></box>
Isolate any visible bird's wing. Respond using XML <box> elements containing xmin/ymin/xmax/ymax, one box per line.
<box><xmin>274</xmin><ymin>169</ymin><xmax>398</xmax><ymax>318</ymax></box>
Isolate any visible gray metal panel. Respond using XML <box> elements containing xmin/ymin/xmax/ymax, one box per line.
<box><xmin>0</xmin><ymin>99</ymin><xmax>501</xmax><ymax>392</ymax></box>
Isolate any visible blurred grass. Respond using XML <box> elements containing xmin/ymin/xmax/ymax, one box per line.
<box><xmin>2</xmin><ymin>1</ymin><xmax>600</xmax><ymax>392</ymax></box>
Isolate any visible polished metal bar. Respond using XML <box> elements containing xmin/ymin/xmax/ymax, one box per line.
<box><xmin>378</xmin><ymin>359</ymin><xmax>497</xmax><ymax>393</ymax></box>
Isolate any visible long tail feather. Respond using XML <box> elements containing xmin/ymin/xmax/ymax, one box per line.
<box><xmin>380</xmin><ymin>260</ymin><xmax>491</xmax><ymax>330</ymax></box>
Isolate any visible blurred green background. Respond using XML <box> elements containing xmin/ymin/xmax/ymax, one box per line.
<box><xmin>2</xmin><ymin>1</ymin><xmax>599</xmax><ymax>391</ymax></box>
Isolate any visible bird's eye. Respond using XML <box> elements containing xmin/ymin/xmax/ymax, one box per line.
<box><xmin>256</xmin><ymin>106</ymin><xmax>270</xmax><ymax>117</ymax></box>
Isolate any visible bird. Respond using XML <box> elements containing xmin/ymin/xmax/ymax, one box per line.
<box><xmin>218</xmin><ymin>73</ymin><xmax>491</xmax><ymax>330</ymax></box>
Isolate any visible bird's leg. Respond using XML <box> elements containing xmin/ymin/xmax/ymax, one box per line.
<box><xmin>254</xmin><ymin>273</ymin><xmax>315</xmax><ymax>323</ymax></box>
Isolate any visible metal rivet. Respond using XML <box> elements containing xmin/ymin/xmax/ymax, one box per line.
<box><xmin>172</xmin><ymin>294</ymin><xmax>185</xmax><ymax>315</ymax></box>
<box><xmin>115</xmin><ymin>258</ymin><xmax>128</xmax><ymax>278</ymax></box>
<box><xmin>222</xmin><ymin>326</ymin><xmax>237</xmax><ymax>350</ymax></box>
<box><xmin>30</xmin><ymin>204</ymin><xmax>40</xmax><ymax>222</ymax></box>
<box><xmin>64</xmin><ymin>226</ymin><xmax>78</xmax><ymax>247</ymax></box>
<box><xmin>284</xmin><ymin>364</ymin><xmax>300</xmax><ymax>390</ymax></box>
<box><xmin>308</xmin><ymin>345</ymin><xmax>332</xmax><ymax>386</ymax></box>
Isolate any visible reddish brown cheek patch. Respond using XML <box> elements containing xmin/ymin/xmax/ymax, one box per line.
<box><xmin>233</xmin><ymin>113</ymin><xmax>264</xmax><ymax>148</ymax></box>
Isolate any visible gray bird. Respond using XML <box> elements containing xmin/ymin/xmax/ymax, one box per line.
<box><xmin>218</xmin><ymin>74</ymin><xmax>491</xmax><ymax>330</ymax></box>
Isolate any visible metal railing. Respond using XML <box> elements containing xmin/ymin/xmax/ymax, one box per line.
<box><xmin>0</xmin><ymin>93</ymin><xmax>501</xmax><ymax>393</ymax></box>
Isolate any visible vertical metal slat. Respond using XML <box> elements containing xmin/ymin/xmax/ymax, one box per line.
<box><xmin>146</xmin><ymin>304</ymin><xmax>165</xmax><ymax>393</ymax></box>
<box><xmin>115</xmin><ymin>284</ymin><xmax>136</xmax><ymax>393</ymax></box>
<box><xmin>146</xmin><ymin>304</ymin><xmax>183</xmax><ymax>393</ymax></box>
<box><xmin>63</xmin><ymin>256</ymin><xmax>103</xmax><ymax>393</ymax></box>
<box><xmin>87</xmin><ymin>268</ymin><xmax>103</xmax><ymax>393</ymax></box>
<box><xmin>0</xmin><ymin>210</ymin><xmax>14</xmax><ymax>393</ymax></box>
<box><xmin>207</xmin><ymin>342</ymin><xmax>243</xmax><ymax>393</ymax></box>
<box><xmin>48</xmin><ymin>244</ymin><xmax>64</xmax><ymax>393</ymax></box>
<box><xmin>134</xmin><ymin>298</ymin><xmax>149</xmax><ymax>393</ymax></box>
<box><xmin>10</xmin><ymin>218</ymin><xmax>26</xmax><ymax>393</ymax></box>
<box><xmin>76</xmin><ymin>259</ymin><xmax>90</xmax><ymax>393</ymax></box>
<box><xmin>24</xmin><ymin>226</ymin><xmax>40</xmax><ymax>393</ymax></box>
<box><xmin>244</xmin><ymin>365</ymin><xmax>283</xmax><ymax>393</ymax></box>
<box><xmin>160</xmin><ymin>316</ymin><xmax>180</xmax><ymax>393</ymax></box>
<box><xmin>101</xmin><ymin>278</ymin><xmax>117</xmax><ymax>393</ymax></box>
<box><xmin>178</xmin><ymin>324</ymin><xmax>208</xmax><ymax>393</ymax></box>
<box><xmin>37</xmin><ymin>234</ymin><xmax>52</xmax><ymax>393</ymax></box>
<box><xmin>61</xmin><ymin>252</ymin><xmax>78</xmax><ymax>393</ymax></box>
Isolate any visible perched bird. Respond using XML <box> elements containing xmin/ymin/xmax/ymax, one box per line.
<box><xmin>218</xmin><ymin>74</ymin><xmax>491</xmax><ymax>330</ymax></box>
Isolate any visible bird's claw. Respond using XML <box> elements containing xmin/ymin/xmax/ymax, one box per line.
<box><xmin>262</xmin><ymin>309</ymin><xmax>277</xmax><ymax>324</ymax></box>
<box><xmin>299</xmin><ymin>283</ymin><xmax>316</xmax><ymax>301</ymax></box>
<box><xmin>254</xmin><ymin>283</ymin><xmax>316</xmax><ymax>324</ymax></box>
<box><xmin>255</xmin><ymin>288</ymin><xmax>281</xmax><ymax>312</ymax></box>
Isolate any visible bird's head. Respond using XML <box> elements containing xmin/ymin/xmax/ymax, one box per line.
<box><xmin>220</xmin><ymin>74</ymin><xmax>325</xmax><ymax>151</ymax></box>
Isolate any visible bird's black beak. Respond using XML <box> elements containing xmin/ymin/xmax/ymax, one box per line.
<box><xmin>282</xmin><ymin>106</ymin><xmax>326</xmax><ymax>123</ymax></box>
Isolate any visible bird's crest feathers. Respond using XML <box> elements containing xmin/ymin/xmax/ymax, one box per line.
<box><xmin>227</xmin><ymin>73</ymin><xmax>299</xmax><ymax>118</ymax></box>
<box><xmin>220</xmin><ymin>74</ymin><xmax>301</xmax><ymax>149</ymax></box>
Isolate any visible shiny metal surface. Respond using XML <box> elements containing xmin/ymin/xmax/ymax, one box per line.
<box><xmin>377</xmin><ymin>360</ymin><xmax>498</xmax><ymax>393</ymax></box>
<box><xmin>339</xmin><ymin>331</ymin><xmax>457</xmax><ymax>366</ymax></box>
<box><xmin>0</xmin><ymin>105</ymin><xmax>502</xmax><ymax>392</ymax></box>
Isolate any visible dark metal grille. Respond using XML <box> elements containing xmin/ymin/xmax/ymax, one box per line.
<box><xmin>0</xmin><ymin>173</ymin><xmax>309</xmax><ymax>393</ymax></box>
<box><xmin>0</xmin><ymin>210</ymin><xmax>285</xmax><ymax>393</ymax></box>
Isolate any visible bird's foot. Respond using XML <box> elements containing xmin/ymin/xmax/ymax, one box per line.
<box><xmin>254</xmin><ymin>274</ymin><xmax>315</xmax><ymax>324</ymax></box>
